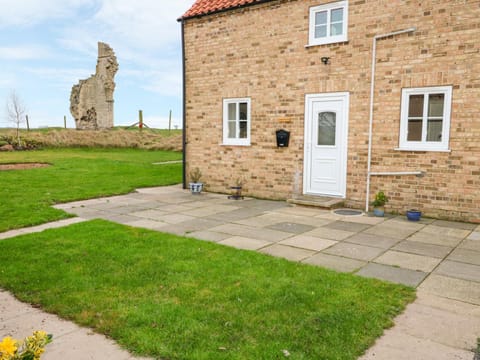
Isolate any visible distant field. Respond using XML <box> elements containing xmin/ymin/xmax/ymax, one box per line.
<box><xmin>0</xmin><ymin>127</ymin><xmax>182</xmax><ymax>151</ymax></box>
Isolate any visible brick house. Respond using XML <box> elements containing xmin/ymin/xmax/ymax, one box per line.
<box><xmin>179</xmin><ymin>0</ymin><xmax>480</xmax><ymax>222</ymax></box>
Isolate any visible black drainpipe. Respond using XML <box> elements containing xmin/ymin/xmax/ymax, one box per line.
<box><xmin>180</xmin><ymin>19</ymin><xmax>187</xmax><ymax>189</ymax></box>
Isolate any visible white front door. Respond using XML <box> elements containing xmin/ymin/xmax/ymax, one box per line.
<box><xmin>304</xmin><ymin>92</ymin><xmax>349</xmax><ymax>197</ymax></box>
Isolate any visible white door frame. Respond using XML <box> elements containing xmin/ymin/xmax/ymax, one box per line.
<box><xmin>303</xmin><ymin>92</ymin><xmax>349</xmax><ymax>198</ymax></box>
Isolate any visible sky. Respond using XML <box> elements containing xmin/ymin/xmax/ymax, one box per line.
<box><xmin>0</xmin><ymin>0</ymin><xmax>195</xmax><ymax>129</ymax></box>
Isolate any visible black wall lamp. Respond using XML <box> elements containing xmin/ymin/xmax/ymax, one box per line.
<box><xmin>321</xmin><ymin>56</ymin><xmax>330</xmax><ymax>65</ymax></box>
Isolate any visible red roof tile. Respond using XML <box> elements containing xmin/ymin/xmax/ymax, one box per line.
<box><xmin>181</xmin><ymin>0</ymin><xmax>273</xmax><ymax>19</ymax></box>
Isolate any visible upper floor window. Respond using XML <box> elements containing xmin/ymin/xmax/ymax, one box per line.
<box><xmin>223</xmin><ymin>98</ymin><xmax>251</xmax><ymax>146</ymax></box>
<box><xmin>399</xmin><ymin>86</ymin><xmax>452</xmax><ymax>151</ymax></box>
<box><xmin>308</xmin><ymin>1</ymin><xmax>348</xmax><ymax>46</ymax></box>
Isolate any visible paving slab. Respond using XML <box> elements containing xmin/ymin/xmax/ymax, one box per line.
<box><xmin>266</xmin><ymin>222</ymin><xmax>315</xmax><ymax>234</ymax></box>
<box><xmin>303</xmin><ymin>227</ymin><xmax>354</xmax><ymax>241</ymax></box>
<box><xmin>345</xmin><ymin>233</ymin><xmax>400</xmax><ymax>249</ymax></box>
<box><xmin>468</xmin><ymin>231</ymin><xmax>480</xmax><ymax>241</ymax></box>
<box><xmin>447</xmin><ymin>248</ymin><xmax>480</xmax><ymax>266</ymax></box>
<box><xmin>187</xmin><ymin>230</ymin><xmax>231</xmax><ymax>242</ymax></box>
<box><xmin>209</xmin><ymin>223</ymin><xmax>292</xmax><ymax>242</ymax></box>
<box><xmin>128</xmin><ymin>209</ymin><xmax>170</xmax><ymax>220</ymax></box>
<box><xmin>123</xmin><ymin>219</ymin><xmax>168</xmax><ymax>231</ymax></box>
<box><xmin>374</xmin><ymin>250</ymin><xmax>442</xmax><ymax>272</ymax></box>
<box><xmin>323</xmin><ymin>220</ymin><xmax>371</xmax><ymax>233</ymax></box>
<box><xmin>392</xmin><ymin>240</ymin><xmax>453</xmax><ymax>258</ymax></box>
<box><xmin>392</xmin><ymin>302</ymin><xmax>480</xmax><ymax>350</ymax></box>
<box><xmin>206</xmin><ymin>207</ymin><xmax>267</xmax><ymax>222</ymax></box>
<box><xmin>408</xmin><ymin>231</ymin><xmax>465</xmax><ymax>247</ymax></box>
<box><xmin>432</xmin><ymin>220</ymin><xmax>478</xmax><ymax>231</ymax></box>
<box><xmin>259</xmin><ymin>244</ymin><xmax>317</xmax><ymax>261</ymax></box>
<box><xmin>323</xmin><ymin>242</ymin><xmax>385</xmax><ymax>261</ymax></box>
<box><xmin>279</xmin><ymin>235</ymin><xmax>337</xmax><ymax>252</ymax></box>
<box><xmin>460</xmin><ymin>240</ymin><xmax>480</xmax><ymax>252</ymax></box>
<box><xmin>359</xmin><ymin>331</ymin><xmax>475</xmax><ymax>360</ymax></box>
<box><xmin>363</xmin><ymin>219</ymin><xmax>424</xmax><ymax>239</ymax></box>
<box><xmin>333</xmin><ymin>215</ymin><xmax>385</xmax><ymax>225</ymax></box>
<box><xmin>419</xmin><ymin>274</ymin><xmax>480</xmax><ymax>305</ymax></box>
<box><xmin>161</xmin><ymin>218</ymin><xmax>224</xmax><ymax>234</ymax></box>
<box><xmin>415</xmin><ymin>291</ymin><xmax>480</xmax><ymax>318</ymax></box>
<box><xmin>434</xmin><ymin>260</ymin><xmax>480</xmax><ymax>283</ymax></box>
<box><xmin>218</xmin><ymin>236</ymin><xmax>272</xmax><ymax>251</ymax></box>
<box><xmin>233</xmin><ymin>199</ymin><xmax>288</xmax><ymax>211</ymax></box>
<box><xmin>356</xmin><ymin>263</ymin><xmax>427</xmax><ymax>287</ymax></box>
<box><xmin>302</xmin><ymin>253</ymin><xmax>366</xmax><ymax>272</ymax></box>
<box><xmin>180</xmin><ymin>204</ymin><xmax>240</xmax><ymax>217</ymax></box>
<box><xmin>421</xmin><ymin>225</ymin><xmax>472</xmax><ymax>239</ymax></box>
<box><xmin>154</xmin><ymin>213</ymin><xmax>197</xmax><ymax>225</ymax></box>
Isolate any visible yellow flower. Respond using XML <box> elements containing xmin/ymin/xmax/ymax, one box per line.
<box><xmin>0</xmin><ymin>336</ymin><xmax>17</xmax><ymax>357</ymax></box>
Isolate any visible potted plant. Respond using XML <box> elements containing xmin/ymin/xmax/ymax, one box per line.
<box><xmin>228</xmin><ymin>178</ymin><xmax>244</xmax><ymax>200</ymax></box>
<box><xmin>372</xmin><ymin>191</ymin><xmax>389</xmax><ymax>217</ymax></box>
<box><xmin>406</xmin><ymin>209</ymin><xmax>422</xmax><ymax>221</ymax></box>
<box><xmin>189</xmin><ymin>167</ymin><xmax>203</xmax><ymax>194</ymax></box>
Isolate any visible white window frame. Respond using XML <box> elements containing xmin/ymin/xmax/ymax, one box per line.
<box><xmin>222</xmin><ymin>98</ymin><xmax>251</xmax><ymax>146</ymax></box>
<box><xmin>398</xmin><ymin>86</ymin><xmax>452</xmax><ymax>152</ymax></box>
<box><xmin>308</xmin><ymin>1</ymin><xmax>348</xmax><ymax>46</ymax></box>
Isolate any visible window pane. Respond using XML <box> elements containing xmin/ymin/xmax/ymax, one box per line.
<box><xmin>239</xmin><ymin>103</ymin><xmax>248</xmax><ymax>120</ymax></box>
<box><xmin>318</xmin><ymin>112</ymin><xmax>336</xmax><ymax>146</ymax></box>
<box><xmin>228</xmin><ymin>103</ymin><xmax>236</xmax><ymax>121</ymax></box>
<box><xmin>407</xmin><ymin>119</ymin><xmax>422</xmax><ymax>141</ymax></box>
<box><xmin>331</xmin><ymin>22</ymin><xmax>343</xmax><ymax>36</ymax></box>
<box><xmin>315</xmin><ymin>11</ymin><xmax>327</xmax><ymax>25</ymax></box>
<box><xmin>331</xmin><ymin>8</ymin><xmax>343</xmax><ymax>22</ymax></box>
<box><xmin>408</xmin><ymin>95</ymin><xmax>424</xmax><ymax>117</ymax></box>
<box><xmin>428</xmin><ymin>94</ymin><xmax>444</xmax><ymax>117</ymax></box>
<box><xmin>427</xmin><ymin>119</ymin><xmax>443</xmax><ymax>142</ymax></box>
<box><xmin>315</xmin><ymin>25</ymin><xmax>327</xmax><ymax>38</ymax></box>
<box><xmin>239</xmin><ymin>121</ymin><xmax>247</xmax><ymax>139</ymax></box>
<box><xmin>228</xmin><ymin>121</ymin><xmax>236</xmax><ymax>138</ymax></box>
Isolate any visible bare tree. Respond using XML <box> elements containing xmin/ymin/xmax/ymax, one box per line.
<box><xmin>5</xmin><ymin>90</ymin><xmax>27</xmax><ymax>147</ymax></box>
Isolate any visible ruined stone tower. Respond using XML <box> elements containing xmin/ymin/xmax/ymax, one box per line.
<box><xmin>70</xmin><ymin>42</ymin><xmax>119</xmax><ymax>129</ymax></box>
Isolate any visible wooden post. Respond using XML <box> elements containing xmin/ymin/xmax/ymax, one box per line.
<box><xmin>139</xmin><ymin>110</ymin><xmax>143</xmax><ymax>130</ymax></box>
<box><xmin>26</xmin><ymin>115</ymin><xmax>30</xmax><ymax>131</ymax></box>
<box><xmin>168</xmin><ymin>110</ymin><xmax>172</xmax><ymax>132</ymax></box>
<box><xmin>64</xmin><ymin>116</ymin><xmax>67</xmax><ymax>129</ymax></box>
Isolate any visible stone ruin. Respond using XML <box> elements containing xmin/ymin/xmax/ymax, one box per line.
<box><xmin>70</xmin><ymin>42</ymin><xmax>119</xmax><ymax>129</ymax></box>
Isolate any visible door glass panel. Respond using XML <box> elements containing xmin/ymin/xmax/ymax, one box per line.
<box><xmin>428</xmin><ymin>94</ymin><xmax>444</xmax><ymax>117</ymax></box>
<box><xmin>318</xmin><ymin>112</ymin><xmax>336</xmax><ymax>146</ymax></box>
<box><xmin>407</xmin><ymin>119</ymin><xmax>422</xmax><ymax>141</ymax></box>
<box><xmin>427</xmin><ymin>119</ymin><xmax>442</xmax><ymax>142</ymax></box>
<box><xmin>228</xmin><ymin>103</ymin><xmax>236</xmax><ymax>121</ymax></box>
<box><xmin>408</xmin><ymin>95</ymin><xmax>424</xmax><ymax>117</ymax></box>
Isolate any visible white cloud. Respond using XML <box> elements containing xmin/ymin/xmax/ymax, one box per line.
<box><xmin>0</xmin><ymin>0</ymin><xmax>98</xmax><ymax>27</ymax></box>
<box><xmin>0</xmin><ymin>45</ymin><xmax>52</xmax><ymax>60</ymax></box>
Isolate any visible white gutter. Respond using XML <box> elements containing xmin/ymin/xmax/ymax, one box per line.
<box><xmin>365</xmin><ymin>27</ymin><xmax>416</xmax><ymax>212</ymax></box>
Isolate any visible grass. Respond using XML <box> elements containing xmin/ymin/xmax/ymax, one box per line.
<box><xmin>0</xmin><ymin>148</ymin><xmax>181</xmax><ymax>232</ymax></box>
<box><xmin>0</xmin><ymin>220</ymin><xmax>415</xmax><ymax>360</ymax></box>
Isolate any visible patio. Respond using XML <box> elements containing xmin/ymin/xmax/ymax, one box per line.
<box><xmin>2</xmin><ymin>184</ymin><xmax>479</xmax><ymax>359</ymax></box>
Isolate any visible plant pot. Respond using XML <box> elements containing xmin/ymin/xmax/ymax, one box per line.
<box><xmin>406</xmin><ymin>209</ymin><xmax>422</xmax><ymax>221</ymax></box>
<box><xmin>189</xmin><ymin>182</ymin><xmax>203</xmax><ymax>194</ymax></box>
<box><xmin>228</xmin><ymin>186</ymin><xmax>243</xmax><ymax>200</ymax></box>
<box><xmin>373</xmin><ymin>206</ymin><xmax>385</xmax><ymax>217</ymax></box>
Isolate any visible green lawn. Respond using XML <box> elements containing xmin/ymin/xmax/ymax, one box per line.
<box><xmin>0</xmin><ymin>148</ymin><xmax>415</xmax><ymax>359</ymax></box>
<box><xmin>0</xmin><ymin>148</ymin><xmax>181</xmax><ymax>232</ymax></box>
<box><xmin>0</xmin><ymin>220</ymin><xmax>415</xmax><ymax>360</ymax></box>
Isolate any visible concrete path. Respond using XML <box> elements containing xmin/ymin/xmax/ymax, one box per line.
<box><xmin>1</xmin><ymin>184</ymin><xmax>479</xmax><ymax>359</ymax></box>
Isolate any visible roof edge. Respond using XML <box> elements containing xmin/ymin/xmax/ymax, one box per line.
<box><xmin>178</xmin><ymin>0</ymin><xmax>279</xmax><ymax>22</ymax></box>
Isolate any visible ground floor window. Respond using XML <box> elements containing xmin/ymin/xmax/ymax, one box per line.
<box><xmin>399</xmin><ymin>86</ymin><xmax>452</xmax><ymax>151</ymax></box>
<box><xmin>223</xmin><ymin>98</ymin><xmax>251</xmax><ymax>146</ymax></box>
